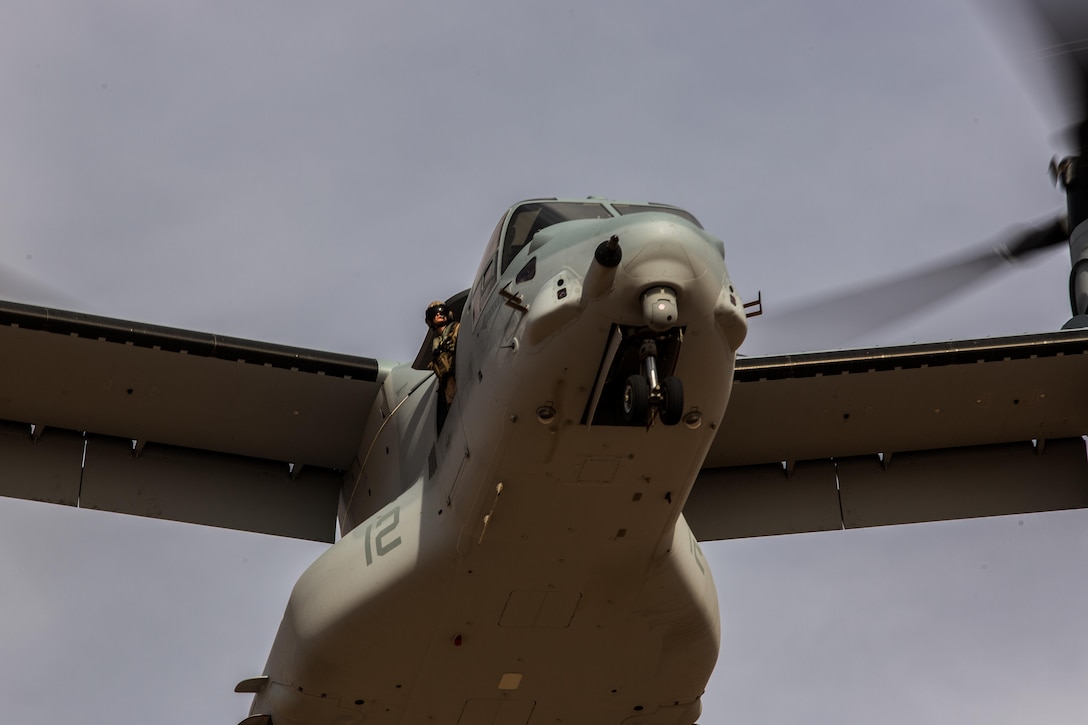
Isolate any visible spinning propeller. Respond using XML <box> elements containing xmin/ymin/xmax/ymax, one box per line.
<box><xmin>1028</xmin><ymin>0</ymin><xmax>1088</xmax><ymax>326</ymax></box>
<box><xmin>745</xmin><ymin>218</ymin><xmax>1069</xmax><ymax>354</ymax></box>
<box><xmin>749</xmin><ymin>0</ymin><xmax>1088</xmax><ymax>353</ymax></box>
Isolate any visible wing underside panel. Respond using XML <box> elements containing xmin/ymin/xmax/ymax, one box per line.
<box><xmin>689</xmin><ymin>330</ymin><xmax>1088</xmax><ymax>540</ymax></box>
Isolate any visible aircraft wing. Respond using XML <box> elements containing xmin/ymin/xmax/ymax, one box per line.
<box><xmin>5</xmin><ymin>297</ymin><xmax>1086</xmax><ymax>544</ymax></box>
<box><xmin>0</xmin><ymin>300</ymin><xmax>386</xmax><ymax>542</ymax></box>
<box><xmin>687</xmin><ymin>329</ymin><xmax>1088</xmax><ymax>540</ymax></box>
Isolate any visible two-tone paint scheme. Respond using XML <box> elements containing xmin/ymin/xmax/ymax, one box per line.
<box><xmin>249</xmin><ymin>199</ymin><xmax>748</xmax><ymax>724</ymax></box>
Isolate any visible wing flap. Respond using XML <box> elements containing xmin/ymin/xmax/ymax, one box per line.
<box><xmin>685</xmin><ymin>459</ymin><xmax>842</xmax><ymax>539</ymax></box>
<box><xmin>837</xmin><ymin>438</ymin><xmax>1088</xmax><ymax>527</ymax></box>
<box><xmin>79</xmin><ymin>436</ymin><xmax>342</xmax><ymax>541</ymax></box>
<box><xmin>0</xmin><ymin>420</ymin><xmax>84</xmax><ymax>506</ymax></box>
<box><xmin>688</xmin><ymin>438</ymin><xmax>1088</xmax><ymax>540</ymax></box>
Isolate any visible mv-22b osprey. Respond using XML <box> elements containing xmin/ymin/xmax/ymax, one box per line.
<box><xmin>3</xmin><ymin>190</ymin><xmax>1088</xmax><ymax>725</ymax></box>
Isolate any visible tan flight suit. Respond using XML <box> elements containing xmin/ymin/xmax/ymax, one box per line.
<box><xmin>430</xmin><ymin>321</ymin><xmax>459</xmax><ymax>405</ymax></box>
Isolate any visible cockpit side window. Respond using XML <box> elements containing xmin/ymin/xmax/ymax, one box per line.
<box><xmin>500</xmin><ymin>201</ymin><xmax>612</xmax><ymax>272</ymax></box>
<box><xmin>611</xmin><ymin>203</ymin><xmax>702</xmax><ymax>228</ymax></box>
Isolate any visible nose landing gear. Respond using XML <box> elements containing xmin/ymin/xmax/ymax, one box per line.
<box><xmin>623</xmin><ymin>340</ymin><xmax>684</xmax><ymax>426</ymax></box>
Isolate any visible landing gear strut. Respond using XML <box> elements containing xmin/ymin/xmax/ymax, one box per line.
<box><xmin>623</xmin><ymin>340</ymin><xmax>683</xmax><ymax>426</ymax></box>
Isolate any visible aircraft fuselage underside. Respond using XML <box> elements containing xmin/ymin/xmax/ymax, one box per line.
<box><xmin>249</xmin><ymin>205</ymin><xmax>748</xmax><ymax>724</ymax></box>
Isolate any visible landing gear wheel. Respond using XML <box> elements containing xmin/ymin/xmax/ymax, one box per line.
<box><xmin>623</xmin><ymin>375</ymin><xmax>650</xmax><ymax>425</ymax></box>
<box><xmin>659</xmin><ymin>376</ymin><xmax>684</xmax><ymax>426</ymax></box>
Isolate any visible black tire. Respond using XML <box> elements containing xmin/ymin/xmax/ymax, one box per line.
<box><xmin>660</xmin><ymin>376</ymin><xmax>684</xmax><ymax>426</ymax></box>
<box><xmin>623</xmin><ymin>375</ymin><xmax>650</xmax><ymax>424</ymax></box>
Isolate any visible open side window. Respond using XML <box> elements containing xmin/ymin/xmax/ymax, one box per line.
<box><xmin>411</xmin><ymin>290</ymin><xmax>469</xmax><ymax>371</ymax></box>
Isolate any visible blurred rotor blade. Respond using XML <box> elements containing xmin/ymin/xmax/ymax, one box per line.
<box><xmin>1000</xmin><ymin>215</ymin><xmax>1069</xmax><ymax>256</ymax></box>
<box><xmin>745</xmin><ymin>217</ymin><xmax>1067</xmax><ymax>354</ymax></box>
<box><xmin>1030</xmin><ymin>0</ymin><xmax>1088</xmax><ymax>150</ymax></box>
<box><xmin>0</xmin><ymin>262</ymin><xmax>77</xmax><ymax>309</ymax></box>
<box><xmin>976</xmin><ymin>0</ymin><xmax>1088</xmax><ymax>152</ymax></box>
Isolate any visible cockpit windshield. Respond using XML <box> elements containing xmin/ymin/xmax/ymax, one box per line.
<box><xmin>499</xmin><ymin>199</ymin><xmax>704</xmax><ymax>273</ymax></box>
<box><xmin>501</xmin><ymin>201</ymin><xmax>612</xmax><ymax>272</ymax></box>
<box><xmin>612</xmin><ymin>203</ymin><xmax>702</xmax><ymax>228</ymax></box>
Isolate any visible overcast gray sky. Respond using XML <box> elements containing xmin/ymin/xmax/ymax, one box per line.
<box><xmin>0</xmin><ymin>1</ymin><xmax>1085</xmax><ymax>723</ymax></box>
